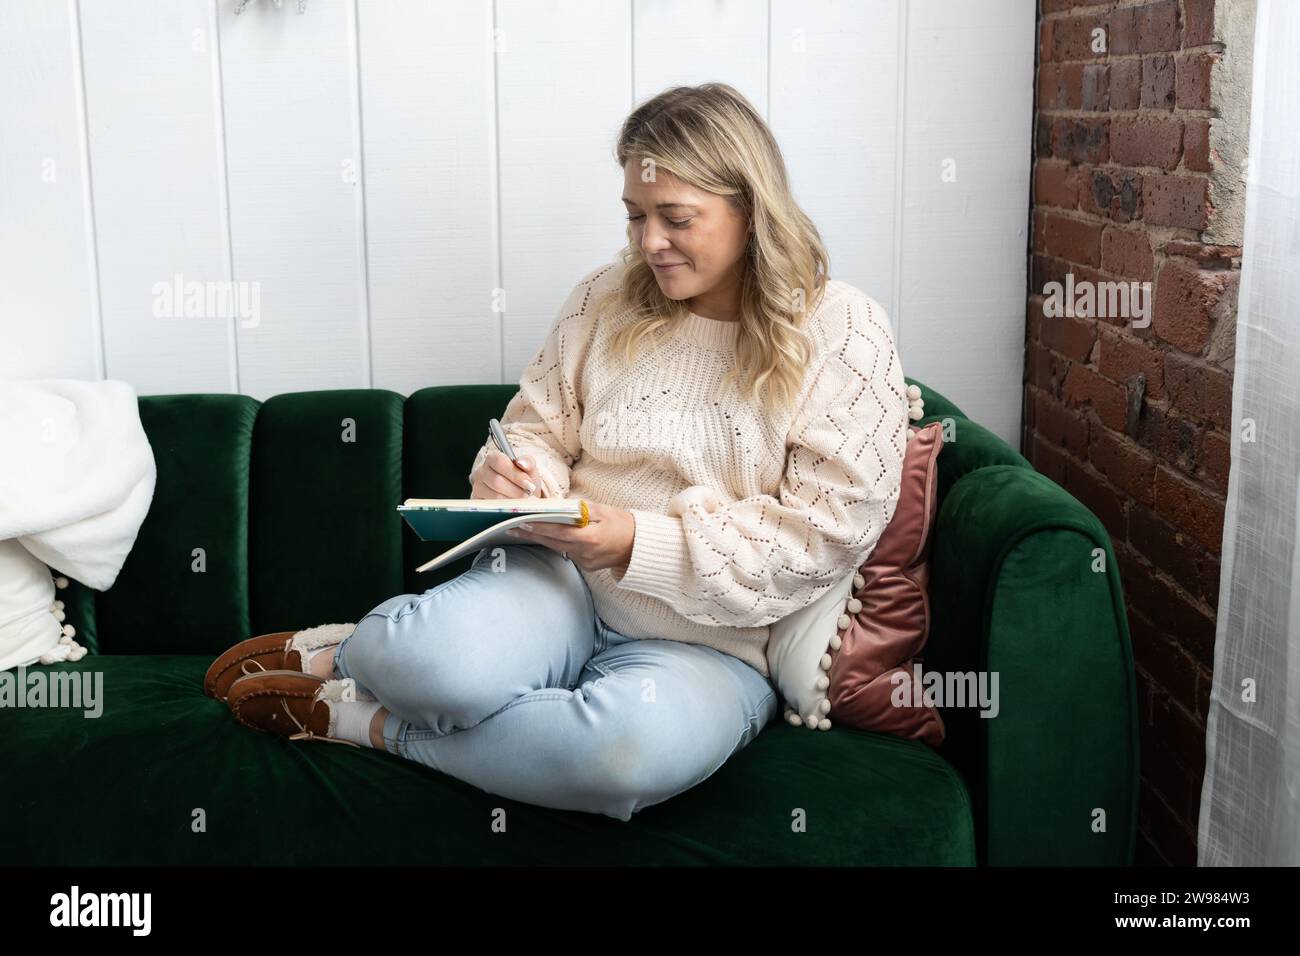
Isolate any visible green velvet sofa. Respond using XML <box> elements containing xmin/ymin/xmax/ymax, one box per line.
<box><xmin>0</xmin><ymin>380</ymin><xmax>1138</xmax><ymax>866</ymax></box>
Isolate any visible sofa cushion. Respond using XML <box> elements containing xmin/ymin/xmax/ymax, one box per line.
<box><xmin>95</xmin><ymin>394</ymin><xmax>259</xmax><ymax>654</ymax></box>
<box><xmin>0</xmin><ymin>655</ymin><xmax>975</xmax><ymax>865</ymax></box>
<box><xmin>249</xmin><ymin>390</ymin><xmax>406</xmax><ymax>633</ymax></box>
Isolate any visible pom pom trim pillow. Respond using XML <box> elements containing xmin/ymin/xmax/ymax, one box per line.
<box><xmin>0</xmin><ymin>540</ymin><xmax>85</xmax><ymax>671</ymax></box>
<box><xmin>766</xmin><ymin>417</ymin><xmax>945</xmax><ymax>745</ymax></box>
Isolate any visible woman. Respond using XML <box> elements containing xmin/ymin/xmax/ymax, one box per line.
<box><xmin>205</xmin><ymin>83</ymin><xmax>909</xmax><ymax>821</ymax></box>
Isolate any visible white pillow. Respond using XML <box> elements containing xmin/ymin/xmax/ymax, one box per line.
<box><xmin>0</xmin><ymin>539</ymin><xmax>84</xmax><ymax>671</ymax></box>
<box><xmin>0</xmin><ymin>378</ymin><xmax>154</xmax><ymax>672</ymax></box>
<box><xmin>765</xmin><ymin>569</ymin><xmax>859</xmax><ymax>730</ymax></box>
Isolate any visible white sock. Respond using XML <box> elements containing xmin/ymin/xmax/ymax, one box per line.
<box><xmin>330</xmin><ymin>699</ymin><xmax>385</xmax><ymax>748</ymax></box>
<box><xmin>299</xmin><ymin>645</ymin><xmax>377</xmax><ymax>701</ymax></box>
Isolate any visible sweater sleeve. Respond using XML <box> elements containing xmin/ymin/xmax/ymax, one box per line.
<box><xmin>467</xmin><ymin>267</ymin><xmax>606</xmax><ymax>498</ymax></box>
<box><xmin>610</xmin><ymin>292</ymin><xmax>909</xmax><ymax>628</ymax></box>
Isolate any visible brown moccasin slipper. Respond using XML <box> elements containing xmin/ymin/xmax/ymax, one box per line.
<box><xmin>226</xmin><ymin>670</ymin><xmax>364</xmax><ymax>748</ymax></box>
<box><xmin>203</xmin><ymin>623</ymin><xmax>355</xmax><ymax>700</ymax></box>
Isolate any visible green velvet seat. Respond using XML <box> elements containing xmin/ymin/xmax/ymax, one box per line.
<box><xmin>0</xmin><ymin>379</ymin><xmax>1138</xmax><ymax>866</ymax></box>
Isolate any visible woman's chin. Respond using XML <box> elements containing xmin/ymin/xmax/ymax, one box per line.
<box><xmin>654</xmin><ymin>272</ymin><xmax>692</xmax><ymax>295</ymax></box>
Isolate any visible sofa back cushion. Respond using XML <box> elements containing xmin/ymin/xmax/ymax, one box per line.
<box><xmin>248</xmin><ymin>390</ymin><xmax>406</xmax><ymax>635</ymax></box>
<box><xmin>93</xmin><ymin>394</ymin><xmax>258</xmax><ymax>654</ymax></box>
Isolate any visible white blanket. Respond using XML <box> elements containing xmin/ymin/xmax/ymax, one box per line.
<box><xmin>0</xmin><ymin>379</ymin><xmax>156</xmax><ymax>671</ymax></box>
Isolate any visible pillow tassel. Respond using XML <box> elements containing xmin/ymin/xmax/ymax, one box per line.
<box><xmin>36</xmin><ymin>575</ymin><xmax>88</xmax><ymax>664</ymax></box>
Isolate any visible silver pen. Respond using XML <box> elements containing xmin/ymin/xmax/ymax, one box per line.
<box><xmin>489</xmin><ymin>418</ymin><xmax>542</xmax><ymax>497</ymax></box>
<box><xmin>488</xmin><ymin>418</ymin><xmax>517</xmax><ymax>462</ymax></box>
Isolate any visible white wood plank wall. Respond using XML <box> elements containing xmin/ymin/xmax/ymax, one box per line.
<box><xmin>0</xmin><ymin>0</ymin><xmax>1034</xmax><ymax>444</ymax></box>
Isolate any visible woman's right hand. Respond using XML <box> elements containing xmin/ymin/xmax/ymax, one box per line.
<box><xmin>470</xmin><ymin>449</ymin><xmax>543</xmax><ymax>499</ymax></box>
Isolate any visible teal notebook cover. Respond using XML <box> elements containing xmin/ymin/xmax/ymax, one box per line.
<box><xmin>397</xmin><ymin>500</ymin><xmax>588</xmax><ymax>573</ymax></box>
<box><xmin>399</xmin><ymin>507</ymin><xmax>534</xmax><ymax>541</ymax></box>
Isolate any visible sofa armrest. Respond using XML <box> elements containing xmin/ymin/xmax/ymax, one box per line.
<box><xmin>925</xmin><ymin>464</ymin><xmax>1139</xmax><ymax>866</ymax></box>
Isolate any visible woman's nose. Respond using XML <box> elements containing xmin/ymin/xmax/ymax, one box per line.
<box><xmin>639</xmin><ymin>222</ymin><xmax>671</xmax><ymax>254</ymax></box>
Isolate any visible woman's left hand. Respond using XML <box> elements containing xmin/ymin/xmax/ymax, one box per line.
<box><xmin>507</xmin><ymin>499</ymin><xmax>635</xmax><ymax>573</ymax></box>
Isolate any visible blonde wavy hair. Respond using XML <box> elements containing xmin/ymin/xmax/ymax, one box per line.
<box><xmin>592</xmin><ymin>82</ymin><xmax>831</xmax><ymax>417</ymax></box>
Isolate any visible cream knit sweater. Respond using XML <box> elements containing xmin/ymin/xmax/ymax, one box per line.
<box><xmin>468</xmin><ymin>260</ymin><xmax>909</xmax><ymax>678</ymax></box>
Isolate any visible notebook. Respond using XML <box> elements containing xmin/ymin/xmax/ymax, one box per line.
<box><xmin>397</xmin><ymin>497</ymin><xmax>590</xmax><ymax>573</ymax></box>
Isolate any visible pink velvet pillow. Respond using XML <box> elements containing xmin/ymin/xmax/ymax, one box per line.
<box><xmin>826</xmin><ymin>420</ymin><xmax>945</xmax><ymax>745</ymax></box>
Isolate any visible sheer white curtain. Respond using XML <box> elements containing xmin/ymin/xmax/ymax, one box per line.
<box><xmin>1199</xmin><ymin>0</ymin><xmax>1300</xmax><ymax>866</ymax></box>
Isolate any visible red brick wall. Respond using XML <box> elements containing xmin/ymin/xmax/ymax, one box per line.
<box><xmin>1024</xmin><ymin>0</ymin><xmax>1243</xmax><ymax>866</ymax></box>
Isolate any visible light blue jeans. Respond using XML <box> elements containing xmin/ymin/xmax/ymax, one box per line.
<box><xmin>332</xmin><ymin>543</ymin><xmax>778</xmax><ymax>821</ymax></box>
